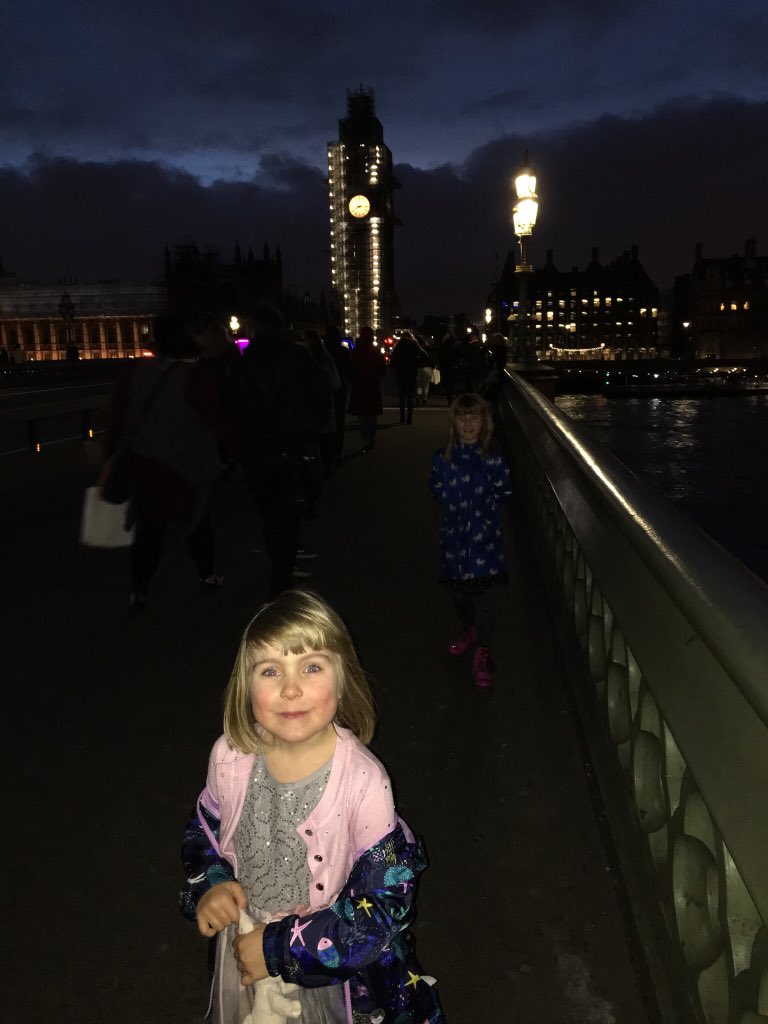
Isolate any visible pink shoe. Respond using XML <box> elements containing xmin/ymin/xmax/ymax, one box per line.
<box><xmin>472</xmin><ymin>645</ymin><xmax>493</xmax><ymax>688</ymax></box>
<box><xmin>447</xmin><ymin>625</ymin><xmax>478</xmax><ymax>656</ymax></box>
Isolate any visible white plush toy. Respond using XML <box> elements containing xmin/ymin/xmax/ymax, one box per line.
<box><xmin>239</xmin><ymin>910</ymin><xmax>302</xmax><ymax>1023</ymax></box>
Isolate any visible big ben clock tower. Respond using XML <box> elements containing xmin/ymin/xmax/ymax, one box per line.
<box><xmin>327</xmin><ymin>88</ymin><xmax>399</xmax><ymax>339</ymax></box>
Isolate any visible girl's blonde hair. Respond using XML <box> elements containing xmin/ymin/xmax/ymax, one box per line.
<box><xmin>445</xmin><ymin>392</ymin><xmax>495</xmax><ymax>460</ymax></box>
<box><xmin>223</xmin><ymin>589</ymin><xmax>376</xmax><ymax>752</ymax></box>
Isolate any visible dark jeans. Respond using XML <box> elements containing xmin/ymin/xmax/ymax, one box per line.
<box><xmin>131</xmin><ymin>516</ymin><xmax>214</xmax><ymax>596</ymax></box>
<box><xmin>396</xmin><ymin>373</ymin><xmax>416</xmax><ymax>423</ymax></box>
<box><xmin>440</xmin><ymin>369</ymin><xmax>456</xmax><ymax>406</ymax></box>
<box><xmin>333</xmin><ymin>389</ymin><xmax>347</xmax><ymax>459</ymax></box>
<box><xmin>242</xmin><ymin>447</ymin><xmax>300</xmax><ymax>598</ymax></box>
<box><xmin>358</xmin><ymin>415</ymin><xmax>378</xmax><ymax>449</ymax></box>
<box><xmin>451</xmin><ymin>588</ymin><xmax>495</xmax><ymax>648</ymax></box>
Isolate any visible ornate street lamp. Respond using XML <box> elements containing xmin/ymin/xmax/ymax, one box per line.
<box><xmin>511</xmin><ymin>155</ymin><xmax>539</xmax><ymax>362</ymax></box>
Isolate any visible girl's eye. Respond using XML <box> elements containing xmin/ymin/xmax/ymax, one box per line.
<box><xmin>260</xmin><ymin>667</ymin><xmax>279</xmax><ymax>677</ymax></box>
<box><xmin>305</xmin><ymin>663</ymin><xmax>322</xmax><ymax>673</ymax></box>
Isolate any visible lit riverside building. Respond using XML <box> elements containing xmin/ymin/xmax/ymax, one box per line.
<box><xmin>327</xmin><ymin>88</ymin><xmax>400</xmax><ymax>340</ymax></box>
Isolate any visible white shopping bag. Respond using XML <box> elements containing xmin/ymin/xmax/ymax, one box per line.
<box><xmin>79</xmin><ymin>486</ymin><xmax>134</xmax><ymax>548</ymax></box>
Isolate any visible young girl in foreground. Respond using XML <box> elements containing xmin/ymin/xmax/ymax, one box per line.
<box><xmin>180</xmin><ymin>589</ymin><xmax>445</xmax><ymax>1024</ymax></box>
<box><xmin>429</xmin><ymin>394</ymin><xmax>512</xmax><ymax>688</ymax></box>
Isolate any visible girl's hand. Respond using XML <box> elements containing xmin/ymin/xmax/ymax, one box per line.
<box><xmin>195</xmin><ymin>881</ymin><xmax>247</xmax><ymax>937</ymax></box>
<box><xmin>233</xmin><ymin>924</ymin><xmax>268</xmax><ymax>986</ymax></box>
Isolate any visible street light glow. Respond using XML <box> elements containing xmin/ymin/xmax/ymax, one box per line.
<box><xmin>513</xmin><ymin>197</ymin><xmax>538</xmax><ymax>236</ymax></box>
<box><xmin>513</xmin><ymin>163</ymin><xmax>539</xmax><ymax>236</ymax></box>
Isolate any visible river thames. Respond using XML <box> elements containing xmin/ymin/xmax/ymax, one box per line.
<box><xmin>555</xmin><ymin>393</ymin><xmax>768</xmax><ymax>584</ymax></box>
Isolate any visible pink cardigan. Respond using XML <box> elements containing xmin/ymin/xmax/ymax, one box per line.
<box><xmin>197</xmin><ymin>725</ymin><xmax>413</xmax><ymax>910</ymax></box>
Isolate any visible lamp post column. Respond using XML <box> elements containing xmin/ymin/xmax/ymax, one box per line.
<box><xmin>511</xmin><ymin>155</ymin><xmax>539</xmax><ymax>364</ymax></box>
<box><xmin>517</xmin><ymin>235</ymin><xmax>532</xmax><ymax>363</ymax></box>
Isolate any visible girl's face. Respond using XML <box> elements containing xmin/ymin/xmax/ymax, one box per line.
<box><xmin>455</xmin><ymin>409</ymin><xmax>482</xmax><ymax>445</ymax></box>
<box><xmin>250</xmin><ymin>645</ymin><xmax>339</xmax><ymax>750</ymax></box>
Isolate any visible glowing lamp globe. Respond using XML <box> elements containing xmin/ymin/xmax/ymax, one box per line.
<box><xmin>514</xmin><ymin>169</ymin><xmax>537</xmax><ymax>200</ymax></box>
<box><xmin>513</xmin><ymin>198</ymin><xmax>538</xmax><ymax>236</ymax></box>
<box><xmin>512</xmin><ymin>164</ymin><xmax>538</xmax><ymax>237</ymax></box>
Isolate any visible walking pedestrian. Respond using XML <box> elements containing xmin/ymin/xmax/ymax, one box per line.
<box><xmin>226</xmin><ymin>305</ymin><xmax>328</xmax><ymax>598</ymax></box>
<box><xmin>466</xmin><ymin>327</ymin><xmax>490</xmax><ymax>394</ymax></box>
<box><xmin>389</xmin><ymin>330</ymin><xmax>422</xmax><ymax>424</ymax></box>
<box><xmin>323</xmin><ymin>326</ymin><xmax>352</xmax><ymax>464</ymax></box>
<box><xmin>483</xmin><ymin>332</ymin><xmax>510</xmax><ymax>400</ymax></box>
<box><xmin>101</xmin><ymin>313</ymin><xmax>233</xmax><ymax>613</ymax></box>
<box><xmin>416</xmin><ymin>336</ymin><xmax>436</xmax><ymax>405</ymax></box>
<box><xmin>428</xmin><ymin>393</ymin><xmax>512</xmax><ymax>687</ymax></box>
<box><xmin>347</xmin><ymin>325</ymin><xmax>385</xmax><ymax>453</ymax></box>
<box><xmin>436</xmin><ymin>331</ymin><xmax>459</xmax><ymax>406</ymax></box>
<box><xmin>301</xmin><ymin>329</ymin><xmax>340</xmax><ymax>476</ymax></box>
<box><xmin>179</xmin><ymin>589</ymin><xmax>446</xmax><ymax>1024</ymax></box>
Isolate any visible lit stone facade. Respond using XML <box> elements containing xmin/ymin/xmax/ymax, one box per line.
<box><xmin>674</xmin><ymin>239</ymin><xmax>768</xmax><ymax>359</ymax></box>
<box><xmin>327</xmin><ymin>88</ymin><xmax>399</xmax><ymax>339</ymax></box>
<box><xmin>0</xmin><ymin>278</ymin><xmax>165</xmax><ymax>360</ymax></box>
<box><xmin>492</xmin><ymin>245</ymin><xmax>660</xmax><ymax>360</ymax></box>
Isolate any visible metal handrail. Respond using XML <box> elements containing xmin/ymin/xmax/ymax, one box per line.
<box><xmin>508</xmin><ymin>373</ymin><xmax>768</xmax><ymax>727</ymax></box>
<box><xmin>501</xmin><ymin>369</ymin><xmax>768</xmax><ymax>1023</ymax></box>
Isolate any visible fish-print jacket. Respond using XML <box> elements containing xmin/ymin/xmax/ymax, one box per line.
<box><xmin>180</xmin><ymin>726</ymin><xmax>445</xmax><ymax>1024</ymax></box>
<box><xmin>429</xmin><ymin>441</ymin><xmax>512</xmax><ymax>581</ymax></box>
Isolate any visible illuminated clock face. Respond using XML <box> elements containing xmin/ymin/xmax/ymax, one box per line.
<box><xmin>349</xmin><ymin>194</ymin><xmax>370</xmax><ymax>218</ymax></box>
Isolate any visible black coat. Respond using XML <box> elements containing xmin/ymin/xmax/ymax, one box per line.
<box><xmin>227</xmin><ymin>334</ymin><xmax>329</xmax><ymax>452</ymax></box>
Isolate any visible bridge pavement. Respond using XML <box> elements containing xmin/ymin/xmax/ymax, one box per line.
<box><xmin>3</xmin><ymin>398</ymin><xmax>652</xmax><ymax>1023</ymax></box>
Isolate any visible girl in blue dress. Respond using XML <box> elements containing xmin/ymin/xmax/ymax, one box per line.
<box><xmin>429</xmin><ymin>394</ymin><xmax>512</xmax><ymax>687</ymax></box>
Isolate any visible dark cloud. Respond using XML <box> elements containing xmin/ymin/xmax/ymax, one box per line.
<box><xmin>427</xmin><ymin>0</ymin><xmax>658</xmax><ymax>31</ymax></box>
<box><xmin>0</xmin><ymin>155</ymin><xmax>329</xmax><ymax>300</ymax></box>
<box><xmin>5</xmin><ymin>0</ymin><xmax>767</xmax><ymax>177</ymax></box>
<box><xmin>1</xmin><ymin>97</ymin><xmax>766</xmax><ymax>321</ymax></box>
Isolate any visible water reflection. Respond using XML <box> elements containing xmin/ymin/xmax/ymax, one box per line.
<box><xmin>555</xmin><ymin>395</ymin><xmax>768</xmax><ymax>582</ymax></box>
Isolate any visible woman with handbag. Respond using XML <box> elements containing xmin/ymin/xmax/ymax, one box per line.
<box><xmin>101</xmin><ymin>313</ymin><xmax>235</xmax><ymax>613</ymax></box>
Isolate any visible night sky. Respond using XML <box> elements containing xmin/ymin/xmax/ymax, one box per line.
<box><xmin>2</xmin><ymin>0</ymin><xmax>766</xmax><ymax>320</ymax></box>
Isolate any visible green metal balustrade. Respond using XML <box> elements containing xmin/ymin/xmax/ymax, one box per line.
<box><xmin>499</xmin><ymin>371</ymin><xmax>768</xmax><ymax>1024</ymax></box>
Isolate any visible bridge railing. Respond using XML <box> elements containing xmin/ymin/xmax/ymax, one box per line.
<box><xmin>0</xmin><ymin>358</ymin><xmax>121</xmax><ymax>388</ymax></box>
<box><xmin>499</xmin><ymin>370</ymin><xmax>768</xmax><ymax>1024</ymax></box>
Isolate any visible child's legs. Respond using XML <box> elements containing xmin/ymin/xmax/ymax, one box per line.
<box><xmin>474</xmin><ymin>588</ymin><xmax>496</xmax><ymax>649</ymax></box>
<box><xmin>451</xmin><ymin>590</ymin><xmax>475</xmax><ymax>630</ymax></box>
